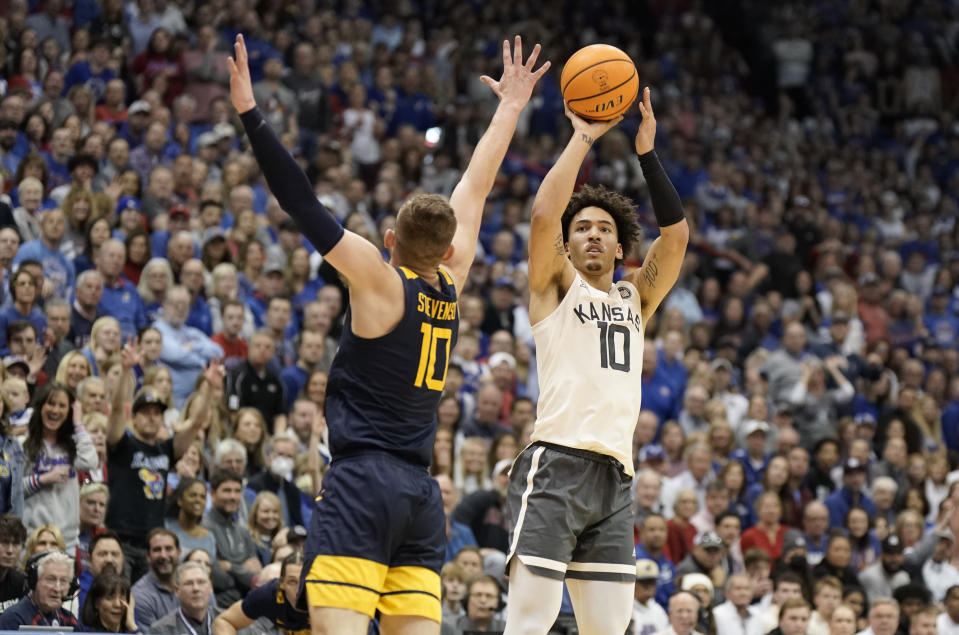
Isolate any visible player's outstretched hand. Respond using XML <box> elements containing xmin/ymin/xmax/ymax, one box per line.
<box><xmin>480</xmin><ymin>35</ymin><xmax>551</xmax><ymax>108</ymax></box>
<box><xmin>564</xmin><ymin>102</ymin><xmax>623</xmax><ymax>144</ymax></box>
<box><xmin>228</xmin><ymin>34</ymin><xmax>257</xmax><ymax>114</ymax></box>
<box><xmin>634</xmin><ymin>87</ymin><xmax>656</xmax><ymax>155</ymax></box>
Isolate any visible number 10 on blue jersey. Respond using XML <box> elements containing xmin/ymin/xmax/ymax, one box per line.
<box><xmin>414</xmin><ymin>323</ymin><xmax>452</xmax><ymax>391</ymax></box>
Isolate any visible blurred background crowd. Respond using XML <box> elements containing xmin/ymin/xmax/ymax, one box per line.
<box><xmin>0</xmin><ymin>0</ymin><xmax>959</xmax><ymax>634</ymax></box>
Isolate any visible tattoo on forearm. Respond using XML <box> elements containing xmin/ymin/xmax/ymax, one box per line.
<box><xmin>553</xmin><ymin>232</ymin><xmax>565</xmax><ymax>255</ymax></box>
<box><xmin>580</xmin><ymin>133</ymin><xmax>594</xmax><ymax>145</ymax></box>
<box><xmin>642</xmin><ymin>254</ymin><xmax>659</xmax><ymax>287</ymax></box>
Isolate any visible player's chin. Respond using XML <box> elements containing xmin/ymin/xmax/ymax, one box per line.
<box><xmin>583</xmin><ymin>260</ymin><xmax>604</xmax><ymax>273</ymax></box>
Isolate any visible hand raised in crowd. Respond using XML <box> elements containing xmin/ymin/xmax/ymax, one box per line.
<box><xmin>39</xmin><ymin>278</ymin><xmax>54</xmax><ymax>299</ymax></box>
<box><xmin>480</xmin><ymin>35</ymin><xmax>551</xmax><ymax>107</ymax></box>
<box><xmin>27</xmin><ymin>346</ymin><xmax>46</xmax><ymax>381</ymax></box>
<box><xmin>203</xmin><ymin>359</ymin><xmax>226</xmax><ymax>389</ymax></box>
<box><xmin>310</xmin><ymin>410</ymin><xmax>327</xmax><ymax>440</ymax></box>
<box><xmin>121</xmin><ymin>596</ymin><xmax>137</xmax><ymax>632</ymax></box>
<box><xmin>120</xmin><ymin>336</ymin><xmax>141</xmax><ymax>371</ymax></box>
<box><xmin>42</xmin><ymin>326</ymin><xmax>56</xmax><ymax>352</ymax></box>
<box><xmin>228</xmin><ymin>34</ymin><xmax>257</xmax><ymax>114</ymax></box>
<box><xmin>72</xmin><ymin>400</ymin><xmax>84</xmax><ymax>430</ymax></box>
<box><xmin>635</xmin><ymin>86</ymin><xmax>656</xmax><ymax>155</ymax></box>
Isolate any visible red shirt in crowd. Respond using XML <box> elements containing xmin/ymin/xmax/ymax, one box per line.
<box><xmin>664</xmin><ymin>518</ymin><xmax>697</xmax><ymax>564</ymax></box>
<box><xmin>212</xmin><ymin>333</ymin><xmax>248</xmax><ymax>362</ymax></box>
<box><xmin>740</xmin><ymin>523</ymin><xmax>789</xmax><ymax>562</ymax></box>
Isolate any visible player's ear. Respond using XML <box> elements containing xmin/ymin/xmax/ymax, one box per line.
<box><xmin>442</xmin><ymin>243</ymin><xmax>455</xmax><ymax>263</ymax></box>
<box><xmin>616</xmin><ymin>243</ymin><xmax>623</xmax><ymax>260</ymax></box>
<box><xmin>383</xmin><ymin>229</ymin><xmax>396</xmax><ymax>249</ymax></box>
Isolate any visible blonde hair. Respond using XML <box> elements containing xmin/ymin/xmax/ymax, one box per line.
<box><xmin>55</xmin><ymin>350</ymin><xmax>93</xmax><ymax>386</ymax></box>
<box><xmin>1</xmin><ymin>376</ymin><xmax>28</xmax><ymax>411</ymax></box>
<box><xmin>142</xmin><ymin>365</ymin><xmax>174</xmax><ymax>407</ymax></box>
<box><xmin>79</xmin><ymin>481</ymin><xmax>109</xmax><ymax>504</ymax></box>
<box><xmin>82</xmin><ymin>412</ymin><xmax>108</xmax><ymax>435</ymax></box>
<box><xmin>232</xmin><ymin>407</ymin><xmax>266</xmax><ymax>470</ymax></box>
<box><xmin>247</xmin><ymin>491</ymin><xmax>282</xmax><ymax>545</ymax></box>
<box><xmin>22</xmin><ymin>524</ymin><xmax>67</xmax><ymax>569</ymax></box>
<box><xmin>454</xmin><ymin>437</ymin><xmax>491</xmax><ymax>494</ymax></box>
<box><xmin>90</xmin><ymin>317</ymin><xmax>121</xmax><ymax>353</ymax></box>
<box><xmin>137</xmin><ymin>258</ymin><xmax>175</xmax><ymax>304</ymax></box>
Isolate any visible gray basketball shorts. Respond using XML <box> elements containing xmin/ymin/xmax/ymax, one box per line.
<box><xmin>505</xmin><ymin>441</ymin><xmax>636</xmax><ymax>583</ymax></box>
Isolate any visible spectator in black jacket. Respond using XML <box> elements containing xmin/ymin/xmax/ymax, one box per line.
<box><xmin>244</xmin><ymin>432</ymin><xmax>304</xmax><ymax>529</ymax></box>
<box><xmin>451</xmin><ymin>459</ymin><xmax>510</xmax><ymax>553</ymax></box>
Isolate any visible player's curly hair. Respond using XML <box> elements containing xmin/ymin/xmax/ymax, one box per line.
<box><xmin>560</xmin><ymin>184</ymin><xmax>642</xmax><ymax>266</ymax></box>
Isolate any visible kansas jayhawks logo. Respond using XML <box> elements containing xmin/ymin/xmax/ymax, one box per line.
<box><xmin>139</xmin><ymin>468</ymin><xmax>165</xmax><ymax>500</ymax></box>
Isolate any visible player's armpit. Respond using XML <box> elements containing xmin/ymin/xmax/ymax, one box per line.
<box><xmin>527</xmin><ymin>217</ymin><xmax>575</xmax><ymax>295</ymax></box>
<box><xmin>321</xmin><ymin>230</ymin><xmax>397</xmax><ymax>296</ymax></box>
<box><xmin>628</xmin><ymin>219</ymin><xmax>689</xmax><ymax>324</ymax></box>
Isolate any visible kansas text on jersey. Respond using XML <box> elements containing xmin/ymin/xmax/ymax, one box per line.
<box><xmin>531</xmin><ymin>273</ymin><xmax>644</xmax><ymax>474</ymax></box>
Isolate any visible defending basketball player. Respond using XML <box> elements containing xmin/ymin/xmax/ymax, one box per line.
<box><xmin>229</xmin><ymin>34</ymin><xmax>548</xmax><ymax>635</ymax></box>
<box><xmin>503</xmin><ymin>87</ymin><xmax>688</xmax><ymax>635</ymax></box>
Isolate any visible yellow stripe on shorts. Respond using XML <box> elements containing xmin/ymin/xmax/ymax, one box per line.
<box><xmin>304</xmin><ymin>555</ymin><xmax>388</xmax><ymax>618</ymax></box>
<box><xmin>377</xmin><ymin>566</ymin><xmax>442</xmax><ymax>623</ymax></box>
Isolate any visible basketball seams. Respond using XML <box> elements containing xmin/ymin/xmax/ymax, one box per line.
<box><xmin>560</xmin><ymin>58</ymin><xmax>634</xmax><ymax>94</ymax></box>
<box><xmin>565</xmin><ymin>70</ymin><xmax>638</xmax><ymax>104</ymax></box>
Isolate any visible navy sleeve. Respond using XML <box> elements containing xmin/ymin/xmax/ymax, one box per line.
<box><xmin>238</xmin><ymin>107</ymin><xmax>344</xmax><ymax>255</ymax></box>
<box><xmin>639</xmin><ymin>150</ymin><xmax>685</xmax><ymax>228</ymax></box>
<box><xmin>241</xmin><ymin>579</ymin><xmax>279</xmax><ymax>620</ymax></box>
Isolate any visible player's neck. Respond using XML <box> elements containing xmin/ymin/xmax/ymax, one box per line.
<box><xmin>576</xmin><ymin>267</ymin><xmax>614</xmax><ymax>292</ymax></box>
<box><xmin>389</xmin><ymin>256</ymin><xmax>441</xmax><ymax>289</ymax></box>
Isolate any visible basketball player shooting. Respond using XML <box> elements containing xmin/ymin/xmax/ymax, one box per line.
<box><xmin>229</xmin><ymin>34</ymin><xmax>549</xmax><ymax>635</ymax></box>
<box><xmin>503</xmin><ymin>87</ymin><xmax>688</xmax><ymax>635</ymax></box>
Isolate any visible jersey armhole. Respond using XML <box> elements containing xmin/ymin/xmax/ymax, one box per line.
<box><xmin>531</xmin><ymin>272</ymin><xmax>581</xmax><ymax>332</ymax></box>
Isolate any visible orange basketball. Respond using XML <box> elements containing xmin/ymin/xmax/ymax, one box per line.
<box><xmin>561</xmin><ymin>44</ymin><xmax>639</xmax><ymax>121</ymax></box>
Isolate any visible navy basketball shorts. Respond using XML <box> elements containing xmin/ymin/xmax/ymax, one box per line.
<box><xmin>506</xmin><ymin>442</ymin><xmax>636</xmax><ymax>583</ymax></box>
<box><xmin>300</xmin><ymin>452</ymin><xmax>445</xmax><ymax>622</ymax></box>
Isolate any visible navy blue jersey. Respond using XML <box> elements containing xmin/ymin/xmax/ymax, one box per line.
<box><xmin>241</xmin><ymin>579</ymin><xmax>309</xmax><ymax>635</ymax></box>
<box><xmin>326</xmin><ymin>266</ymin><xmax>457</xmax><ymax>466</ymax></box>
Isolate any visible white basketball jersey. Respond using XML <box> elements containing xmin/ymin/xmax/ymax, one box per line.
<box><xmin>530</xmin><ymin>272</ymin><xmax>644</xmax><ymax>475</ymax></box>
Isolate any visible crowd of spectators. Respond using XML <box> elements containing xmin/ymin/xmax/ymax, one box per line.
<box><xmin>0</xmin><ymin>0</ymin><xmax>958</xmax><ymax>634</ymax></box>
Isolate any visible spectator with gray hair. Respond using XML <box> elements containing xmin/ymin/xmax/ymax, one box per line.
<box><xmin>0</xmin><ymin>550</ymin><xmax>79</xmax><ymax>628</ymax></box>
<box><xmin>155</xmin><ymin>285</ymin><xmax>223</xmax><ymax>408</ymax></box>
<box><xmin>69</xmin><ymin>268</ymin><xmax>105</xmax><ymax>348</ymax></box>
<box><xmin>244</xmin><ymin>432</ymin><xmax>304</xmax><ymax>528</ymax></box>
<box><xmin>77</xmin><ymin>376</ymin><xmax>108</xmax><ymax>415</ymax></box>
<box><xmin>42</xmin><ymin>297</ymin><xmax>73</xmax><ymax>376</ymax></box>
<box><xmin>149</xmin><ymin>560</ymin><xmax>220</xmax><ymax>634</ymax></box>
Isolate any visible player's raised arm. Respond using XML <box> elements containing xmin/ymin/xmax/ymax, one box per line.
<box><xmin>228</xmin><ymin>34</ymin><xmax>391</xmax><ymax>293</ymax></box>
<box><xmin>527</xmin><ymin>108</ymin><xmax>622</xmax><ymax>298</ymax></box>
<box><xmin>625</xmin><ymin>87</ymin><xmax>689</xmax><ymax>324</ymax></box>
<box><xmin>444</xmin><ymin>36</ymin><xmax>550</xmax><ymax>289</ymax></box>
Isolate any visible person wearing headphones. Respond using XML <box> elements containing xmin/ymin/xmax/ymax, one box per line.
<box><xmin>0</xmin><ymin>550</ymin><xmax>79</xmax><ymax>628</ymax></box>
<box><xmin>440</xmin><ymin>574</ymin><xmax>505</xmax><ymax>634</ymax></box>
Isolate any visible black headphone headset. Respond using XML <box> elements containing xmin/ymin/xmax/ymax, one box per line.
<box><xmin>24</xmin><ymin>550</ymin><xmax>80</xmax><ymax>600</ymax></box>
<box><xmin>461</xmin><ymin>574</ymin><xmax>506</xmax><ymax>613</ymax></box>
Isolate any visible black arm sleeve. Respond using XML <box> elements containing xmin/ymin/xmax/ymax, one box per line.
<box><xmin>238</xmin><ymin>107</ymin><xmax>344</xmax><ymax>255</ymax></box>
<box><xmin>638</xmin><ymin>149</ymin><xmax>685</xmax><ymax>228</ymax></box>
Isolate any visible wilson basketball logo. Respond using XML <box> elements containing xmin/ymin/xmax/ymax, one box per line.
<box><xmin>562</xmin><ymin>44</ymin><xmax>639</xmax><ymax>121</ymax></box>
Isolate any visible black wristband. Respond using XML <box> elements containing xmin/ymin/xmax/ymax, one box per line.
<box><xmin>639</xmin><ymin>150</ymin><xmax>685</xmax><ymax>228</ymax></box>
